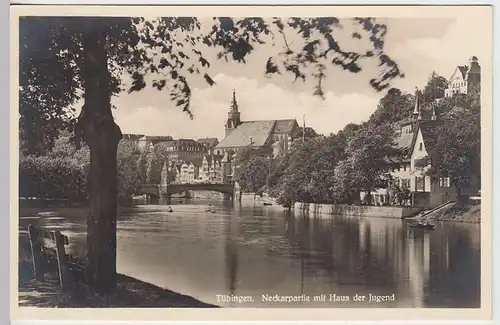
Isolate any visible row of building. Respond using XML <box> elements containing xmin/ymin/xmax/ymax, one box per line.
<box><xmin>126</xmin><ymin>56</ymin><xmax>481</xmax><ymax>208</ymax></box>
<box><xmin>124</xmin><ymin>89</ymin><xmax>306</xmax><ymax>185</ymax></box>
<box><xmin>159</xmin><ymin>152</ymin><xmax>233</xmax><ymax>185</ymax></box>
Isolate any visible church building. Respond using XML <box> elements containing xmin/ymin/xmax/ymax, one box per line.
<box><xmin>214</xmin><ymin>89</ymin><xmax>301</xmax><ymax>157</ymax></box>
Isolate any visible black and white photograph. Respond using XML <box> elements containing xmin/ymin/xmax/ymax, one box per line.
<box><xmin>11</xmin><ymin>4</ymin><xmax>492</xmax><ymax>321</ymax></box>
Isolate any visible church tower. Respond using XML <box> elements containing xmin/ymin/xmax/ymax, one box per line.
<box><xmin>412</xmin><ymin>88</ymin><xmax>422</xmax><ymax>132</ymax></box>
<box><xmin>225</xmin><ymin>89</ymin><xmax>242</xmax><ymax>137</ymax></box>
<box><xmin>466</xmin><ymin>56</ymin><xmax>481</xmax><ymax>90</ymax></box>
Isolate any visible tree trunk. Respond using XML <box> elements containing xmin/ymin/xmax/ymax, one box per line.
<box><xmin>78</xmin><ymin>23</ymin><xmax>122</xmax><ymax>295</ymax></box>
<box><xmin>456</xmin><ymin>186</ymin><xmax>462</xmax><ymax>203</ymax></box>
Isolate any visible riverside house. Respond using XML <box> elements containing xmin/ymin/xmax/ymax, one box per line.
<box><xmin>363</xmin><ymin>94</ymin><xmax>480</xmax><ymax>209</ymax></box>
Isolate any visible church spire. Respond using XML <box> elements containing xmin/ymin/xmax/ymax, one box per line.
<box><xmin>225</xmin><ymin>89</ymin><xmax>242</xmax><ymax>137</ymax></box>
<box><xmin>413</xmin><ymin>87</ymin><xmax>420</xmax><ymax>117</ymax></box>
<box><xmin>230</xmin><ymin>88</ymin><xmax>239</xmax><ymax>112</ymax></box>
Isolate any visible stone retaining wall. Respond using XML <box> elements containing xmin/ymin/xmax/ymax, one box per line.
<box><xmin>293</xmin><ymin>202</ymin><xmax>422</xmax><ymax>219</ymax></box>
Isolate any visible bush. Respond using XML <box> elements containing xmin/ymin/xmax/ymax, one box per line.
<box><xmin>19</xmin><ymin>134</ymin><xmax>142</xmax><ymax>203</ymax></box>
<box><xmin>19</xmin><ymin>154</ymin><xmax>88</xmax><ymax>202</ymax></box>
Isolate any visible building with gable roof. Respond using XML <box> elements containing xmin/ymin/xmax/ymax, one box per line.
<box><xmin>215</xmin><ymin>89</ymin><xmax>301</xmax><ymax>157</ymax></box>
<box><xmin>444</xmin><ymin>56</ymin><xmax>481</xmax><ymax>98</ymax></box>
<box><xmin>364</xmin><ymin>88</ymin><xmax>480</xmax><ymax>208</ymax></box>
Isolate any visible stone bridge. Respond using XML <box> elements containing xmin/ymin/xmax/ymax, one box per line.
<box><xmin>139</xmin><ymin>183</ymin><xmax>239</xmax><ymax>200</ymax></box>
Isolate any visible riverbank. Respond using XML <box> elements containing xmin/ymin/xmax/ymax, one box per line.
<box><xmin>417</xmin><ymin>203</ymin><xmax>481</xmax><ymax>223</ymax></box>
<box><xmin>18</xmin><ymin>229</ymin><xmax>218</xmax><ymax>308</ymax></box>
<box><xmin>293</xmin><ymin>202</ymin><xmax>421</xmax><ymax>219</ymax></box>
<box><xmin>292</xmin><ymin>201</ymin><xmax>481</xmax><ymax>223</ymax></box>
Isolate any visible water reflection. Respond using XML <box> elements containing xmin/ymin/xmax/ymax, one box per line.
<box><xmin>21</xmin><ymin>199</ymin><xmax>480</xmax><ymax>308</ymax></box>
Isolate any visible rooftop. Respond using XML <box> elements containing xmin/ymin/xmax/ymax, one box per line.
<box><xmin>457</xmin><ymin>65</ymin><xmax>469</xmax><ymax>79</ymax></box>
<box><xmin>216</xmin><ymin>120</ymin><xmax>276</xmax><ymax>149</ymax></box>
<box><xmin>197</xmin><ymin>137</ymin><xmax>220</xmax><ymax>148</ymax></box>
<box><xmin>273</xmin><ymin>119</ymin><xmax>299</xmax><ymax>134</ymax></box>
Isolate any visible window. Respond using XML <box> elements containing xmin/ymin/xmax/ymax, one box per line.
<box><xmin>439</xmin><ymin>177</ymin><xmax>451</xmax><ymax>188</ymax></box>
<box><xmin>403</xmin><ymin>164</ymin><xmax>407</xmax><ymax>171</ymax></box>
<box><xmin>416</xmin><ymin>177</ymin><xmax>425</xmax><ymax>192</ymax></box>
<box><xmin>419</xmin><ymin>143</ymin><xmax>423</xmax><ymax>151</ymax></box>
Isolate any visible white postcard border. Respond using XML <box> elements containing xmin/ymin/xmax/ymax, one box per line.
<box><xmin>8</xmin><ymin>2</ymin><xmax>496</xmax><ymax>323</ymax></box>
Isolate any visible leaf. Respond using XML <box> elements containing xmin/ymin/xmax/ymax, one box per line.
<box><xmin>204</xmin><ymin>73</ymin><xmax>215</xmax><ymax>86</ymax></box>
<box><xmin>158</xmin><ymin>57</ymin><xmax>171</xmax><ymax>69</ymax></box>
<box><xmin>128</xmin><ymin>72</ymin><xmax>146</xmax><ymax>93</ymax></box>
<box><xmin>265</xmin><ymin>57</ymin><xmax>279</xmax><ymax>75</ymax></box>
<box><xmin>352</xmin><ymin>32</ymin><xmax>362</xmax><ymax>39</ymax></box>
<box><xmin>152</xmin><ymin>79</ymin><xmax>166</xmax><ymax>91</ymax></box>
<box><xmin>199</xmin><ymin>57</ymin><xmax>210</xmax><ymax>68</ymax></box>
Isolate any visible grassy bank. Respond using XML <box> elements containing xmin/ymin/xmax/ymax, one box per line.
<box><xmin>18</xmin><ymin>229</ymin><xmax>218</xmax><ymax>308</ymax></box>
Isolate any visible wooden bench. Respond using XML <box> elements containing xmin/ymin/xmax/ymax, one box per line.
<box><xmin>28</xmin><ymin>224</ymin><xmax>72</xmax><ymax>290</ymax></box>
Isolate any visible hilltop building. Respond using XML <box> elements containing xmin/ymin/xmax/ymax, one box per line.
<box><xmin>155</xmin><ymin>139</ymin><xmax>206</xmax><ymax>165</ymax></box>
<box><xmin>215</xmin><ymin>89</ymin><xmax>302</xmax><ymax>158</ymax></box>
<box><xmin>444</xmin><ymin>56</ymin><xmax>481</xmax><ymax>98</ymax></box>
<box><xmin>122</xmin><ymin>134</ymin><xmax>174</xmax><ymax>151</ymax></box>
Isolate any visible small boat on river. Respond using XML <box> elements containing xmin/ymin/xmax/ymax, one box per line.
<box><xmin>408</xmin><ymin>221</ymin><xmax>435</xmax><ymax>230</ymax></box>
<box><xmin>263</xmin><ymin>202</ymin><xmax>273</xmax><ymax>206</ymax></box>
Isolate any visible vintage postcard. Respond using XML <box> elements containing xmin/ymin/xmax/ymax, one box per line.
<box><xmin>10</xmin><ymin>4</ymin><xmax>492</xmax><ymax>322</ymax></box>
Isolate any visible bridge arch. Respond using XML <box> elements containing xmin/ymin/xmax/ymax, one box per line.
<box><xmin>139</xmin><ymin>183</ymin><xmax>237</xmax><ymax>200</ymax></box>
<box><xmin>162</xmin><ymin>183</ymin><xmax>235</xmax><ymax>199</ymax></box>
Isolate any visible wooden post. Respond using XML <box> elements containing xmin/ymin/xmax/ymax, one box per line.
<box><xmin>28</xmin><ymin>225</ymin><xmax>44</xmax><ymax>281</ymax></box>
<box><xmin>54</xmin><ymin>231</ymin><xmax>71</xmax><ymax>290</ymax></box>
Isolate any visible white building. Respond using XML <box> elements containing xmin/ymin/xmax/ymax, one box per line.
<box><xmin>444</xmin><ymin>56</ymin><xmax>481</xmax><ymax>98</ymax></box>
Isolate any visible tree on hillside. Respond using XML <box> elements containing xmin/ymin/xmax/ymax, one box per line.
<box><xmin>368</xmin><ymin>87</ymin><xmax>415</xmax><ymax>126</ymax></box>
<box><xmin>267</xmin><ymin>140</ymin><xmax>315</xmax><ymax>205</ymax></box>
<box><xmin>332</xmin><ymin>159</ymin><xmax>359</xmax><ymax>204</ymax></box>
<box><xmin>295</xmin><ymin>126</ymin><xmax>319</xmax><ymax>140</ymax></box>
<box><xmin>305</xmin><ymin>133</ymin><xmax>348</xmax><ymax>202</ymax></box>
<box><xmin>434</xmin><ymin>82</ymin><xmax>481</xmax><ymax>117</ymax></box>
<box><xmin>233</xmin><ymin>145</ymin><xmax>270</xmax><ymax>166</ymax></box>
<box><xmin>234</xmin><ymin>155</ymin><xmax>270</xmax><ymax>194</ymax></box>
<box><xmin>339</xmin><ymin>122</ymin><xmax>362</xmax><ymax>137</ymax></box>
<box><xmin>268</xmin><ymin>134</ymin><xmax>348</xmax><ymax>205</ymax></box>
<box><xmin>422</xmin><ymin>105</ymin><xmax>480</xmax><ymax>200</ymax></box>
<box><xmin>334</xmin><ymin>124</ymin><xmax>399</xmax><ymax>205</ymax></box>
<box><xmin>20</xmin><ymin>16</ymin><xmax>403</xmax><ymax>294</ymax></box>
<box><xmin>422</xmin><ymin>71</ymin><xmax>448</xmax><ymax>103</ymax></box>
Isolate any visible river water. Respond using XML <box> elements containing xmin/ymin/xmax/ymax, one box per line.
<box><xmin>20</xmin><ymin>198</ymin><xmax>481</xmax><ymax>308</ymax></box>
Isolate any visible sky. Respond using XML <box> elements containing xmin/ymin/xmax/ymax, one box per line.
<box><xmin>97</xmin><ymin>15</ymin><xmax>488</xmax><ymax>141</ymax></box>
